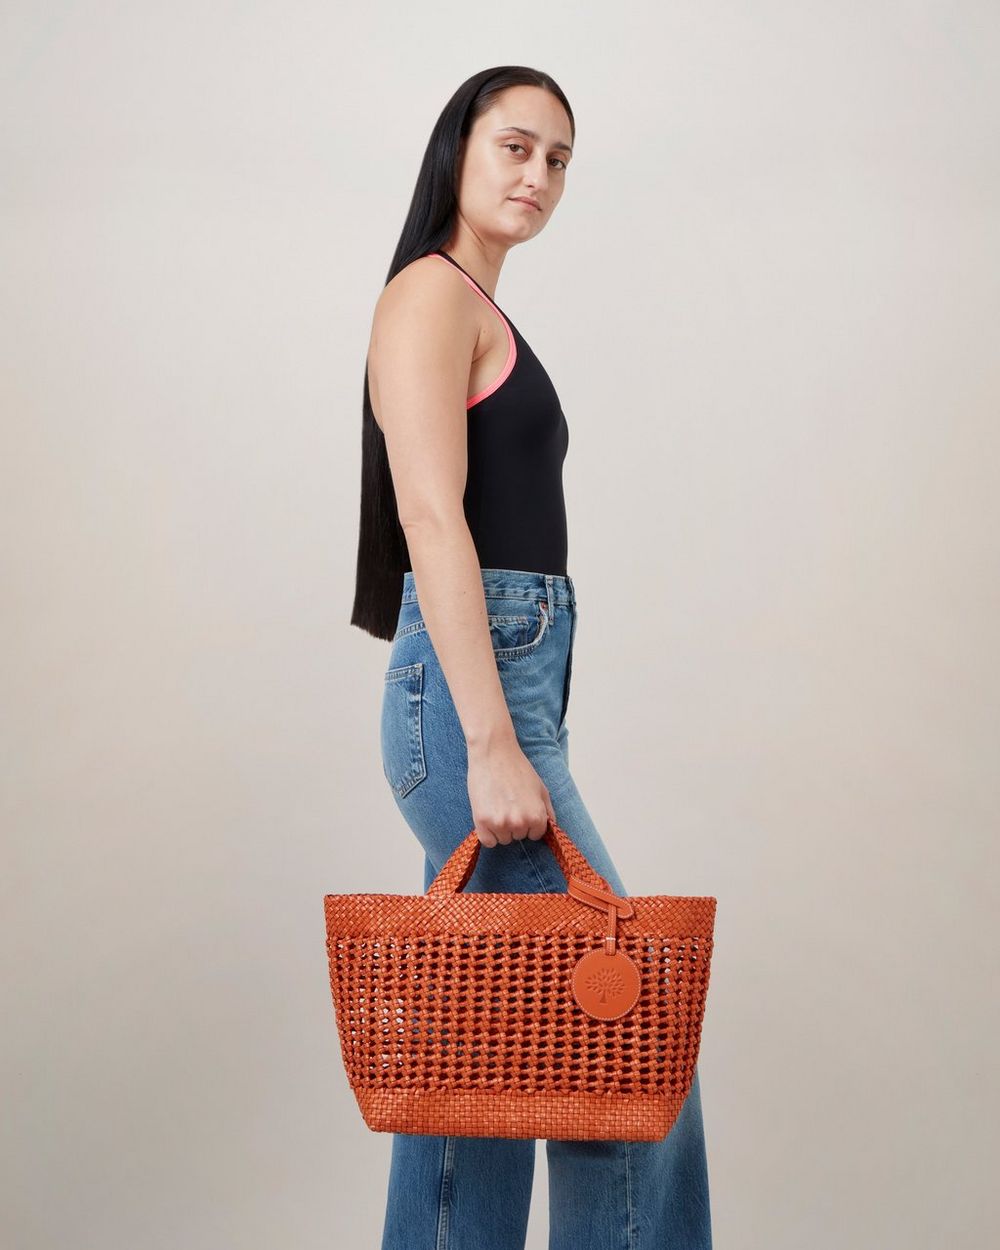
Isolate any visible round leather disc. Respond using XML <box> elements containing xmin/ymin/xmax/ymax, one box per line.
<box><xmin>571</xmin><ymin>948</ymin><xmax>641</xmax><ymax>1019</ymax></box>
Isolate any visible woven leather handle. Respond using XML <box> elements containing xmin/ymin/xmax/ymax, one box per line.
<box><xmin>426</xmin><ymin>817</ymin><xmax>614</xmax><ymax>897</ymax></box>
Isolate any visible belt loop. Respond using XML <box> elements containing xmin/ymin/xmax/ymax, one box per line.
<box><xmin>544</xmin><ymin>573</ymin><xmax>555</xmax><ymax>621</ymax></box>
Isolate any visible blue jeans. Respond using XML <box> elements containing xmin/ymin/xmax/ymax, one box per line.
<box><xmin>378</xmin><ymin>567</ymin><xmax>713</xmax><ymax>1250</ymax></box>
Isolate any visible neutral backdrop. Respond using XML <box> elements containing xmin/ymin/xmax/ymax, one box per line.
<box><xmin>2</xmin><ymin>3</ymin><xmax>998</xmax><ymax>1248</ymax></box>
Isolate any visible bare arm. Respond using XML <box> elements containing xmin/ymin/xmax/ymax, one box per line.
<box><xmin>368</xmin><ymin>259</ymin><xmax>554</xmax><ymax>845</ymax></box>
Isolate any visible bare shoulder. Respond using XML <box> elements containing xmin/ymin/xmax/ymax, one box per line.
<box><xmin>368</xmin><ymin>254</ymin><xmax>481</xmax><ymax>384</ymax></box>
<box><xmin>373</xmin><ymin>253</ymin><xmax>474</xmax><ymax>330</ymax></box>
<box><xmin>366</xmin><ymin>255</ymin><xmax>482</xmax><ymax>432</ymax></box>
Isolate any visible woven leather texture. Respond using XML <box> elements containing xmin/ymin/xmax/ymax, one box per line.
<box><xmin>323</xmin><ymin>819</ymin><xmax>716</xmax><ymax>1140</ymax></box>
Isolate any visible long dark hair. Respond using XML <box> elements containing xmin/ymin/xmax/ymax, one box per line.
<box><xmin>349</xmin><ymin>66</ymin><xmax>576</xmax><ymax>641</ymax></box>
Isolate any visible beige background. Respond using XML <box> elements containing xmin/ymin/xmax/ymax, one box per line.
<box><xmin>2</xmin><ymin>3</ymin><xmax>998</xmax><ymax>1247</ymax></box>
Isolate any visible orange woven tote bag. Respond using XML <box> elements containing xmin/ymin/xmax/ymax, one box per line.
<box><xmin>323</xmin><ymin>818</ymin><xmax>716</xmax><ymax>1141</ymax></box>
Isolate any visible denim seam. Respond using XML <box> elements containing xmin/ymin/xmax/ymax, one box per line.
<box><xmin>624</xmin><ymin>1139</ymin><xmax>636</xmax><ymax>1249</ymax></box>
<box><xmin>401</xmin><ymin>591</ymin><xmax>572</xmax><ymax>606</ymax></box>
<box><xmin>436</xmin><ymin>1135</ymin><xmax>456</xmax><ymax>1250</ymax></box>
<box><xmin>392</xmin><ymin>609</ymin><xmax>548</xmax><ymax>650</ymax></box>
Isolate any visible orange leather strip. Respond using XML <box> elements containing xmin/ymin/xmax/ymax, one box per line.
<box><xmin>566</xmin><ymin>874</ymin><xmax>634</xmax><ymax>919</ymax></box>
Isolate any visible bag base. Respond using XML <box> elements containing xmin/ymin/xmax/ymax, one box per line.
<box><xmin>354</xmin><ymin>1086</ymin><xmax>686</xmax><ymax>1141</ymax></box>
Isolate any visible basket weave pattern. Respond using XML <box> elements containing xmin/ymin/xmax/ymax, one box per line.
<box><xmin>324</xmin><ymin>820</ymin><xmax>716</xmax><ymax>1140</ymax></box>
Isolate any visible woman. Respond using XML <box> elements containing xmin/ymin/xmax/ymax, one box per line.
<box><xmin>352</xmin><ymin>66</ymin><xmax>712</xmax><ymax>1250</ymax></box>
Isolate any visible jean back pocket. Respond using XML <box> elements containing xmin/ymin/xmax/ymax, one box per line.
<box><xmin>380</xmin><ymin>662</ymin><xmax>427</xmax><ymax>797</ymax></box>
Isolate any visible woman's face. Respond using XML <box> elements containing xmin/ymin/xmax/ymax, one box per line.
<box><xmin>455</xmin><ymin>85</ymin><xmax>573</xmax><ymax>248</ymax></box>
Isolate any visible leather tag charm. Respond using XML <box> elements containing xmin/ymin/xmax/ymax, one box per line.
<box><xmin>571</xmin><ymin>948</ymin><xmax>641</xmax><ymax>1019</ymax></box>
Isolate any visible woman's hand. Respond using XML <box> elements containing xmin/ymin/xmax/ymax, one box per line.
<box><xmin>467</xmin><ymin>730</ymin><xmax>557</xmax><ymax>847</ymax></box>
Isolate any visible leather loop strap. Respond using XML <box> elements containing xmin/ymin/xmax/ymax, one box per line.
<box><xmin>566</xmin><ymin>874</ymin><xmax>634</xmax><ymax>919</ymax></box>
<box><xmin>427</xmin><ymin>819</ymin><xmax>616</xmax><ymax>898</ymax></box>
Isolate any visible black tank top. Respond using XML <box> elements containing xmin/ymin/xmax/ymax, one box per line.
<box><xmin>400</xmin><ymin>249</ymin><xmax>570</xmax><ymax>577</ymax></box>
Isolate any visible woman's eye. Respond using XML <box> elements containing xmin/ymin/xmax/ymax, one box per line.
<box><xmin>505</xmin><ymin>143</ymin><xmax>566</xmax><ymax>171</ymax></box>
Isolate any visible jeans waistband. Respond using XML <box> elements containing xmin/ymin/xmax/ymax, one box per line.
<box><xmin>401</xmin><ymin>567</ymin><xmax>576</xmax><ymax>609</ymax></box>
